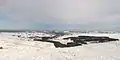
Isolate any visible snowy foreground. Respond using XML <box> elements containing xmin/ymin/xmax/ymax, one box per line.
<box><xmin>0</xmin><ymin>32</ymin><xmax>120</xmax><ymax>60</ymax></box>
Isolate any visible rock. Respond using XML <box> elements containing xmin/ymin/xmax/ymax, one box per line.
<box><xmin>63</xmin><ymin>36</ymin><xmax>119</xmax><ymax>44</ymax></box>
<box><xmin>34</xmin><ymin>39</ymin><xmax>43</xmax><ymax>41</ymax></box>
<box><xmin>41</xmin><ymin>37</ymin><xmax>53</xmax><ymax>40</ymax></box>
<box><xmin>63</xmin><ymin>38</ymin><xmax>70</xmax><ymax>40</ymax></box>
<box><xmin>73</xmin><ymin>39</ymin><xmax>87</xmax><ymax>44</ymax></box>
<box><xmin>34</xmin><ymin>39</ymin><xmax>82</xmax><ymax>48</ymax></box>
<box><xmin>0</xmin><ymin>47</ymin><xmax>3</xmax><ymax>49</ymax></box>
<box><xmin>12</xmin><ymin>35</ymin><xmax>16</xmax><ymax>36</ymax></box>
<box><xmin>34</xmin><ymin>36</ymin><xmax>119</xmax><ymax>48</ymax></box>
<box><xmin>67</xmin><ymin>42</ymin><xmax>82</xmax><ymax>47</ymax></box>
<box><xmin>17</xmin><ymin>35</ymin><xmax>21</xmax><ymax>38</ymax></box>
<box><xmin>108</xmin><ymin>38</ymin><xmax>119</xmax><ymax>41</ymax></box>
<box><xmin>54</xmin><ymin>43</ymin><xmax>67</xmax><ymax>48</ymax></box>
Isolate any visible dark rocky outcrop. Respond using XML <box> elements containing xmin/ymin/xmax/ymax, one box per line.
<box><xmin>67</xmin><ymin>42</ymin><xmax>82</xmax><ymax>47</ymax></box>
<box><xmin>34</xmin><ymin>36</ymin><xmax>119</xmax><ymax>48</ymax></box>
<box><xmin>34</xmin><ymin>39</ymin><xmax>82</xmax><ymax>48</ymax></box>
<box><xmin>41</xmin><ymin>37</ymin><xmax>54</xmax><ymax>40</ymax></box>
<box><xmin>0</xmin><ymin>47</ymin><xmax>3</xmax><ymax>49</ymax></box>
<box><xmin>34</xmin><ymin>39</ymin><xmax>67</xmax><ymax>48</ymax></box>
<box><xmin>63</xmin><ymin>36</ymin><xmax>119</xmax><ymax>44</ymax></box>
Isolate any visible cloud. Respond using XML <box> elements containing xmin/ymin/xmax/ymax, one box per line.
<box><xmin>0</xmin><ymin>0</ymin><xmax>120</xmax><ymax>30</ymax></box>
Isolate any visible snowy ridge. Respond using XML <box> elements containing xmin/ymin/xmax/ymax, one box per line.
<box><xmin>0</xmin><ymin>32</ymin><xmax>120</xmax><ymax>60</ymax></box>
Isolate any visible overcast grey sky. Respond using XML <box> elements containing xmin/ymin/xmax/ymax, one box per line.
<box><xmin>0</xmin><ymin>0</ymin><xmax>120</xmax><ymax>30</ymax></box>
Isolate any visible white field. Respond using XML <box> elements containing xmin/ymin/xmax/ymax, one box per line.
<box><xmin>0</xmin><ymin>32</ymin><xmax>120</xmax><ymax>60</ymax></box>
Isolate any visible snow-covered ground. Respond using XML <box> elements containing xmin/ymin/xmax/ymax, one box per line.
<box><xmin>0</xmin><ymin>32</ymin><xmax>120</xmax><ymax>60</ymax></box>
